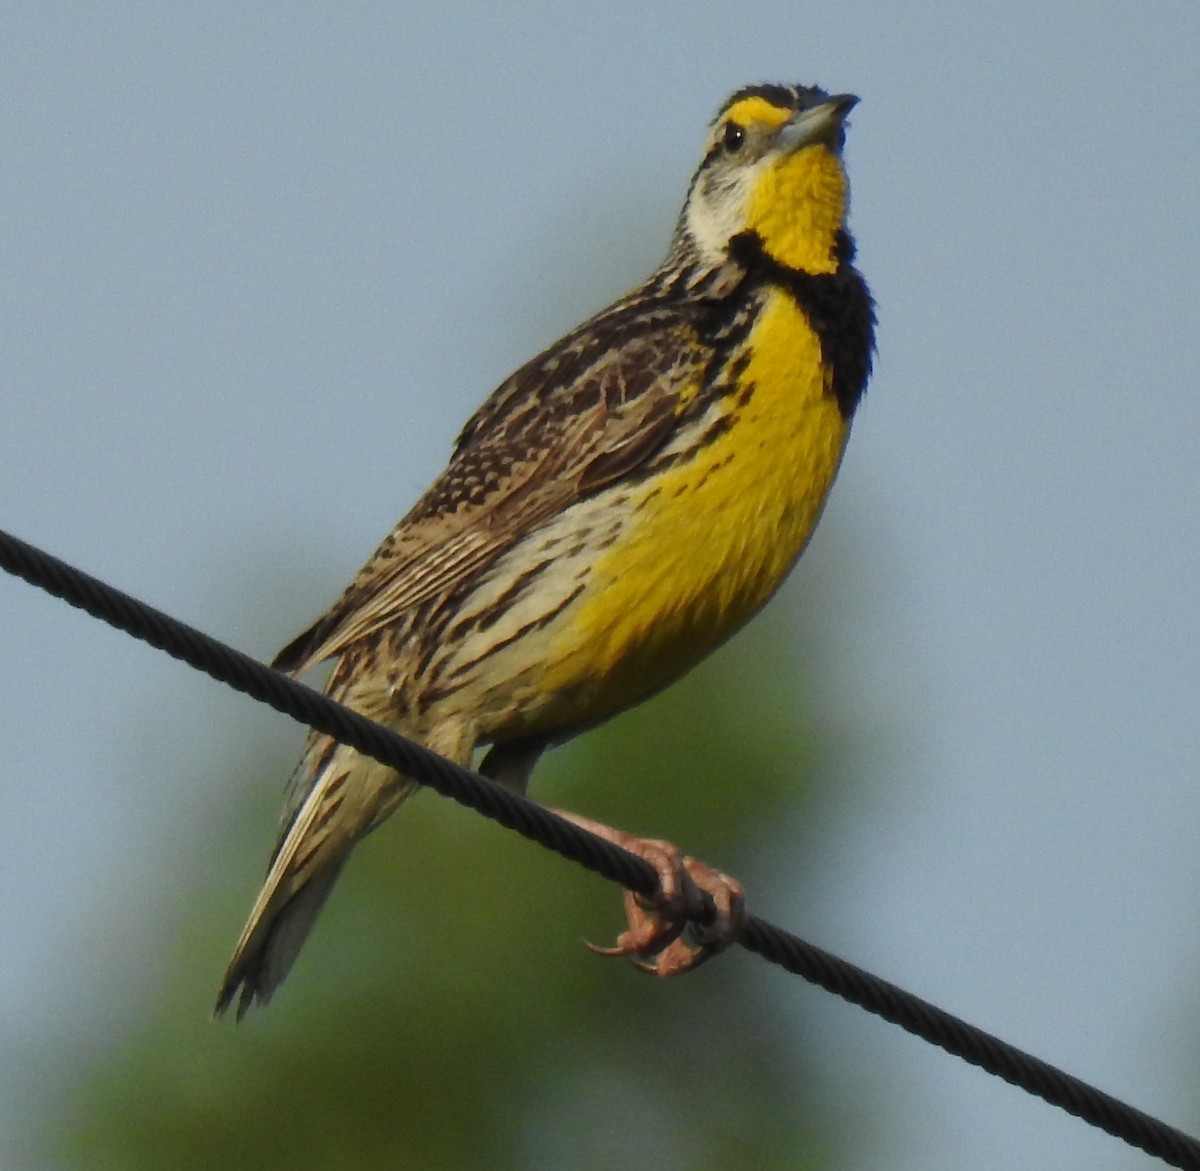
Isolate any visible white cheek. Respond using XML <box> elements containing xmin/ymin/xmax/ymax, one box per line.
<box><xmin>685</xmin><ymin>168</ymin><xmax>756</xmax><ymax>264</ymax></box>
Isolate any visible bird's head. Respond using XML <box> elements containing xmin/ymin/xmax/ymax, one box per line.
<box><xmin>676</xmin><ymin>84</ymin><xmax>858</xmax><ymax>276</ymax></box>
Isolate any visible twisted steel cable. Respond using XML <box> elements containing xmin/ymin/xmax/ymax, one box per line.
<box><xmin>2</xmin><ymin>524</ymin><xmax>1197</xmax><ymax>1170</ymax></box>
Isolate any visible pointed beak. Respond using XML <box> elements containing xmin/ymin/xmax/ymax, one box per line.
<box><xmin>777</xmin><ymin>93</ymin><xmax>859</xmax><ymax>153</ymax></box>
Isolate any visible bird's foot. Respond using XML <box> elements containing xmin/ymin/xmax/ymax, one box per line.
<box><xmin>553</xmin><ymin>812</ymin><xmax>746</xmax><ymax>976</ymax></box>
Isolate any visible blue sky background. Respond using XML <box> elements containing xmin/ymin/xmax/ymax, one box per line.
<box><xmin>2</xmin><ymin>4</ymin><xmax>1199</xmax><ymax>1168</ymax></box>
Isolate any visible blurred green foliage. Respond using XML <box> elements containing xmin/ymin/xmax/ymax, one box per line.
<box><xmin>44</xmin><ymin>604</ymin><xmax>854</xmax><ymax>1170</ymax></box>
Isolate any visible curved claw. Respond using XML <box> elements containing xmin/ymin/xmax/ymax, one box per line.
<box><xmin>550</xmin><ymin>809</ymin><xmax>746</xmax><ymax>977</ymax></box>
<box><xmin>584</xmin><ymin>938</ymin><xmax>629</xmax><ymax>958</ymax></box>
<box><xmin>630</xmin><ymin>856</ymin><xmax>746</xmax><ymax>976</ymax></box>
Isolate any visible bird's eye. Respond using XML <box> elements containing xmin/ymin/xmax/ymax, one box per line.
<box><xmin>722</xmin><ymin>121</ymin><xmax>745</xmax><ymax>152</ymax></box>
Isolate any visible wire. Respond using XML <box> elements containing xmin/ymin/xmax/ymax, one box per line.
<box><xmin>2</xmin><ymin>522</ymin><xmax>1198</xmax><ymax>1170</ymax></box>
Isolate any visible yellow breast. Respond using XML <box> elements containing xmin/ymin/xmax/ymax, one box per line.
<box><xmin>543</xmin><ymin>286</ymin><xmax>849</xmax><ymax>720</ymax></box>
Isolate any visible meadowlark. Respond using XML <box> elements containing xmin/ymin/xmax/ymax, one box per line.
<box><xmin>216</xmin><ymin>83</ymin><xmax>874</xmax><ymax>1017</ymax></box>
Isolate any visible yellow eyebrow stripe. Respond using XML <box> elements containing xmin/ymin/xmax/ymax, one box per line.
<box><xmin>720</xmin><ymin>95</ymin><xmax>793</xmax><ymax>130</ymax></box>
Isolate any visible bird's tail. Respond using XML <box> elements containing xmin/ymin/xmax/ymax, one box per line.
<box><xmin>215</xmin><ymin>737</ymin><xmax>415</xmax><ymax>1019</ymax></box>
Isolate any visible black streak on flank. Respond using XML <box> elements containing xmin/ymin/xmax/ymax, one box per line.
<box><xmin>729</xmin><ymin>228</ymin><xmax>875</xmax><ymax>420</ymax></box>
<box><xmin>441</xmin><ymin>582</ymin><xmax>588</xmax><ymax>684</ymax></box>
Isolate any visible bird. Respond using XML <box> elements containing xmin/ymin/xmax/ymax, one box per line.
<box><xmin>216</xmin><ymin>82</ymin><xmax>874</xmax><ymax>1018</ymax></box>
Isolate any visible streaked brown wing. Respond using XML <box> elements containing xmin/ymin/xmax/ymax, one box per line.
<box><xmin>273</xmin><ymin>302</ymin><xmax>707</xmax><ymax>676</ymax></box>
